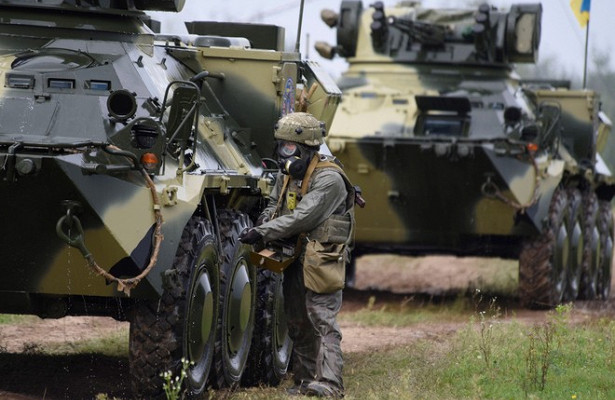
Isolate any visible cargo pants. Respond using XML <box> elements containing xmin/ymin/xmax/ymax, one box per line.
<box><xmin>283</xmin><ymin>256</ymin><xmax>344</xmax><ymax>394</ymax></box>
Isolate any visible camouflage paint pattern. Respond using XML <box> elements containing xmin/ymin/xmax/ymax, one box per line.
<box><xmin>0</xmin><ymin>0</ymin><xmax>340</xmax><ymax>317</ymax></box>
<box><xmin>317</xmin><ymin>1</ymin><xmax>613</xmax><ymax>258</ymax></box>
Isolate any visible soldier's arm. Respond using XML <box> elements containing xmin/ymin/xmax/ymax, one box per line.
<box><xmin>255</xmin><ymin>170</ymin><xmax>346</xmax><ymax>242</ymax></box>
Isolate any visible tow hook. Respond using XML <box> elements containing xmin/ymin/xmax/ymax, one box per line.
<box><xmin>56</xmin><ymin>200</ymin><xmax>93</xmax><ymax>262</ymax></box>
<box><xmin>480</xmin><ymin>174</ymin><xmax>498</xmax><ymax>198</ymax></box>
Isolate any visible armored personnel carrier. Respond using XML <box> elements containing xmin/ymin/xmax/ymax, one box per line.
<box><xmin>0</xmin><ymin>0</ymin><xmax>339</xmax><ymax>397</ymax></box>
<box><xmin>315</xmin><ymin>1</ymin><xmax>615</xmax><ymax>308</ymax></box>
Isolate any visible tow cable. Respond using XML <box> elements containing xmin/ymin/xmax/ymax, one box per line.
<box><xmin>56</xmin><ymin>146</ymin><xmax>164</xmax><ymax>296</ymax></box>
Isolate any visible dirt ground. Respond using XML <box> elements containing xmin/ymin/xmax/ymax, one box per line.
<box><xmin>0</xmin><ymin>255</ymin><xmax>614</xmax><ymax>400</ymax></box>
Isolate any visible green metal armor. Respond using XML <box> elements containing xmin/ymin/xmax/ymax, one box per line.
<box><xmin>316</xmin><ymin>1</ymin><xmax>615</xmax><ymax>308</ymax></box>
<box><xmin>0</xmin><ymin>1</ymin><xmax>341</xmax><ymax>397</ymax></box>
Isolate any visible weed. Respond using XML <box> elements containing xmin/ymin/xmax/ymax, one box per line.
<box><xmin>366</xmin><ymin>295</ymin><xmax>376</xmax><ymax>311</ymax></box>
<box><xmin>161</xmin><ymin>357</ymin><xmax>193</xmax><ymax>400</ymax></box>
<box><xmin>473</xmin><ymin>290</ymin><xmax>501</xmax><ymax>372</ymax></box>
<box><xmin>523</xmin><ymin>321</ymin><xmax>555</xmax><ymax>394</ymax></box>
<box><xmin>95</xmin><ymin>394</ymin><xmax>122</xmax><ymax>400</ymax></box>
<box><xmin>521</xmin><ymin>304</ymin><xmax>575</xmax><ymax>396</ymax></box>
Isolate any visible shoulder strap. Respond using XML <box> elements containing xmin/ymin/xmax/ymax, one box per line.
<box><xmin>300</xmin><ymin>154</ymin><xmax>322</xmax><ymax>197</ymax></box>
<box><xmin>312</xmin><ymin>161</ymin><xmax>356</xmax><ymax>212</ymax></box>
<box><xmin>271</xmin><ymin>174</ymin><xmax>290</xmax><ymax>220</ymax></box>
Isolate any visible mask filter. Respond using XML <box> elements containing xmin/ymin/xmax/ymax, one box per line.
<box><xmin>281</xmin><ymin>156</ymin><xmax>310</xmax><ymax>179</ymax></box>
<box><xmin>277</xmin><ymin>140</ymin><xmax>314</xmax><ymax>179</ymax></box>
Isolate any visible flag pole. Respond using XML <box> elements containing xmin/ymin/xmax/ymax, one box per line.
<box><xmin>582</xmin><ymin>18</ymin><xmax>590</xmax><ymax>89</ymax></box>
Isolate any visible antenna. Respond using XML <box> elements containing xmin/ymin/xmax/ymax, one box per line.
<box><xmin>295</xmin><ymin>0</ymin><xmax>306</xmax><ymax>53</ymax></box>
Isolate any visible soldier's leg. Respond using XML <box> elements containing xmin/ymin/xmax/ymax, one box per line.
<box><xmin>305</xmin><ymin>289</ymin><xmax>344</xmax><ymax>395</ymax></box>
<box><xmin>283</xmin><ymin>261</ymin><xmax>318</xmax><ymax>385</ymax></box>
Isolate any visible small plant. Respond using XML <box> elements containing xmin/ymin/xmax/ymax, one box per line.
<box><xmin>473</xmin><ymin>290</ymin><xmax>501</xmax><ymax>371</ymax></box>
<box><xmin>95</xmin><ymin>394</ymin><xmax>121</xmax><ymax>400</ymax></box>
<box><xmin>161</xmin><ymin>357</ymin><xmax>193</xmax><ymax>400</ymax></box>
<box><xmin>522</xmin><ymin>303</ymin><xmax>570</xmax><ymax>394</ymax></box>
<box><xmin>366</xmin><ymin>295</ymin><xmax>376</xmax><ymax>311</ymax></box>
<box><xmin>523</xmin><ymin>320</ymin><xmax>555</xmax><ymax>395</ymax></box>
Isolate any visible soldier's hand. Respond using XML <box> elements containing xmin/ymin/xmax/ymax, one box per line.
<box><xmin>239</xmin><ymin>228</ymin><xmax>263</xmax><ymax>244</ymax></box>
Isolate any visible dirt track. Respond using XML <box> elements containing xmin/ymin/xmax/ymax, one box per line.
<box><xmin>0</xmin><ymin>255</ymin><xmax>613</xmax><ymax>400</ymax></box>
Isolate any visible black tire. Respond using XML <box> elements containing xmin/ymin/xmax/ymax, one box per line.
<box><xmin>596</xmin><ymin>200</ymin><xmax>614</xmax><ymax>299</ymax></box>
<box><xmin>242</xmin><ymin>268</ymin><xmax>292</xmax><ymax>386</ymax></box>
<box><xmin>210</xmin><ymin>210</ymin><xmax>257</xmax><ymax>388</ymax></box>
<box><xmin>563</xmin><ymin>188</ymin><xmax>583</xmax><ymax>302</ymax></box>
<box><xmin>579</xmin><ymin>192</ymin><xmax>600</xmax><ymax>300</ymax></box>
<box><xmin>129</xmin><ymin>216</ymin><xmax>219</xmax><ymax>399</ymax></box>
<box><xmin>519</xmin><ymin>187</ymin><xmax>569</xmax><ymax>308</ymax></box>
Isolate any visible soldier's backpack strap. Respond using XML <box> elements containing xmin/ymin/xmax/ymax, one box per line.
<box><xmin>271</xmin><ymin>174</ymin><xmax>290</xmax><ymax>220</ymax></box>
<box><xmin>304</xmin><ymin>160</ymin><xmax>356</xmax><ymax>213</ymax></box>
<box><xmin>300</xmin><ymin>154</ymin><xmax>322</xmax><ymax>198</ymax></box>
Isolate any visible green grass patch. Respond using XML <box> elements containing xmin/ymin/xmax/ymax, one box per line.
<box><xmin>28</xmin><ymin>327</ymin><xmax>129</xmax><ymax>357</ymax></box>
<box><xmin>339</xmin><ymin>294</ymin><xmax>476</xmax><ymax>327</ymax></box>
<box><xmin>224</xmin><ymin>303</ymin><xmax>615</xmax><ymax>400</ymax></box>
<box><xmin>0</xmin><ymin>314</ymin><xmax>38</xmax><ymax>324</ymax></box>
<box><xmin>338</xmin><ymin>306</ymin><xmax>615</xmax><ymax>400</ymax></box>
<box><xmin>6</xmin><ymin>302</ymin><xmax>614</xmax><ymax>400</ymax></box>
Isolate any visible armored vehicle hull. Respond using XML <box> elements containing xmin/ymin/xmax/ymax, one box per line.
<box><xmin>0</xmin><ymin>1</ymin><xmax>340</xmax><ymax>397</ymax></box>
<box><xmin>317</xmin><ymin>1</ymin><xmax>614</xmax><ymax>308</ymax></box>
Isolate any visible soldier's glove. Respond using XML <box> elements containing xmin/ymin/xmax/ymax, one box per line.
<box><xmin>256</xmin><ymin>214</ymin><xmax>270</xmax><ymax>226</ymax></box>
<box><xmin>239</xmin><ymin>228</ymin><xmax>263</xmax><ymax>244</ymax></box>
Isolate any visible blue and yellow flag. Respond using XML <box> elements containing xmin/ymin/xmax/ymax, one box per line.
<box><xmin>570</xmin><ymin>0</ymin><xmax>591</xmax><ymax>27</ymax></box>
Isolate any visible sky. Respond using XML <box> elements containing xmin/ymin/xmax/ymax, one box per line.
<box><xmin>148</xmin><ymin>0</ymin><xmax>615</xmax><ymax>83</ymax></box>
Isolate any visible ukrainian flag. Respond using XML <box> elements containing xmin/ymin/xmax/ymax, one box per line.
<box><xmin>570</xmin><ymin>0</ymin><xmax>591</xmax><ymax>27</ymax></box>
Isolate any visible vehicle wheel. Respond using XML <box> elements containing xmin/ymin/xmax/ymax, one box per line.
<box><xmin>210</xmin><ymin>210</ymin><xmax>257</xmax><ymax>388</ymax></box>
<box><xmin>519</xmin><ymin>187</ymin><xmax>569</xmax><ymax>308</ymax></box>
<box><xmin>579</xmin><ymin>192</ymin><xmax>600</xmax><ymax>300</ymax></box>
<box><xmin>563</xmin><ymin>188</ymin><xmax>583</xmax><ymax>302</ymax></box>
<box><xmin>596</xmin><ymin>200</ymin><xmax>613</xmax><ymax>299</ymax></box>
<box><xmin>129</xmin><ymin>216</ymin><xmax>219</xmax><ymax>399</ymax></box>
<box><xmin>242</xmin><ymin>269</ymin><xmax>292</xmax><ymax>386</ymax></box>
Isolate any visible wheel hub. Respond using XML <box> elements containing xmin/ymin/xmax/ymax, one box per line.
<box><xmin>188</xmin><ymin>270</ymin><xmax>214</xmax><ymax>362</ymax></box>
<box><xmin>228</xmin><ymin>260</ymin><xmax>252</xmax><ymax>354</ymax></box>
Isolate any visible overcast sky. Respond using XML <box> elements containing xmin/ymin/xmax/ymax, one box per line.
<box><xmin>148</xmin><ymin>0</ymin><xmax>615</xmax><ymax>82</ymax></box>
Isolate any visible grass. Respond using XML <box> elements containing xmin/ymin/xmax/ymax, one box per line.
<box><xmin>2</xmin><ymin>297</ymin><xmax>614</xmax><ymax>400</ymax></box>
<box><xmin>339</xmin><ymin>319</ymin><xmax>615</xmax><ymax>400</ymax></box>
<box><xmin>338</xmin><ymin>293</ymin><xmax>477</xmax><ymax>326</ymax></box>
<box><xmin>41</xmin><ymin>327</ymin><xmax>129</xmax><ymax>357</ymax></box>
<box><xmin>220</xmin><ymin>310</ymin><xmax>615</xmax><ymax>400</ymax></box>
<box><xmin>0</xmin><ymin>314</ymin><xmax>38</xmax><ymax>324</ymax></box>
<box><xmin>225</xmin><ymin>299</ymin><xmax>615</xmax><ymax>400</ymax></box>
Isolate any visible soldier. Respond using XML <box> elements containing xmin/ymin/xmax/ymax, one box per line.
<box><xmin>239</xmin><ymin>112</ymin><xmax>356</xmax><ymax>398</ymax></box>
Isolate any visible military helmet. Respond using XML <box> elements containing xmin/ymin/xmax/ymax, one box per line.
<box><xmin>274</xmin><ymin>112</ymin><xmax>326</xmax><ymax>147</ymax></box>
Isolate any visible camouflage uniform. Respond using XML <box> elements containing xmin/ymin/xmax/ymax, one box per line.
<box><xmin>246</xmin><ymin>113</ymin><xmax>354</xmax><ymax>397</ymax></box>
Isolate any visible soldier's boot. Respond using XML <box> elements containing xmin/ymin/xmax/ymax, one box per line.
<box><xmin>286</xmin><ymin>381</ymin><xmax>310</xmax><ymax>396</ymax></box>
<box><xmin>304</xmin><ymin>380</ymin><xmax>344</xmax><ymax>398</ymax></box>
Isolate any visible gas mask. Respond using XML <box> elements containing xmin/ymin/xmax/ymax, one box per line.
<box><xmin>276</xmin><ymin>140</ymin><xmax>315</xmax><ymax>179</ymax></box>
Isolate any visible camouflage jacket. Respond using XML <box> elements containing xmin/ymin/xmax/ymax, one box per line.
<box><xmin>254</xmin><ymin>155</ymin><xmax>349</xmax><ymax>243</ymax></box>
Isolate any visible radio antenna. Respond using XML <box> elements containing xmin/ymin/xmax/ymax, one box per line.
<box><xmin>294</xmin><ymin>0</ymin><xmax>306</xmax><ymax>53</ymax></box>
